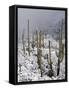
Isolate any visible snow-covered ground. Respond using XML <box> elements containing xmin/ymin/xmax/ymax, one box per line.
<box><xmin>18</xmin><ymin>37</ymin><xmax>65</xmax><ymax>82</ymax></box>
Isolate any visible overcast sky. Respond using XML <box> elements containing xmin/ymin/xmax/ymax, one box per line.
<box><xmin>18</xmin><ymin>8</ymin><xmax>65</xmax><ymax>42</ymax></box>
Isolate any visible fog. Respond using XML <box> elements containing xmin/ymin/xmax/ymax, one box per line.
<box><xmin>18</xmin><ymin>8</ymin><xmax>65</xmax><ymax>42</ymax></box>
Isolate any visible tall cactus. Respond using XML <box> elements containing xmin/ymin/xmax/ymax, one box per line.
<box><xmin>28</xmin><ymin>19</ymin><xmax>30</xmax><ymax>56</ymax></box>
<box><xmin>42</xmin><ymin>32</ymin><xmax>44</xmax><ymax>48</ymax></box>
<box><xmin>36</xmin><ymin>30</ymin><xmax>42</xmax><ymax>77</ymax></box>
<box><xmin>22</xmin><ymin>30</ymin><xmax>25</xmax><ymax>54</ymax></box>
<box><xmin>35</xmin><ymin>30</ymin><xmax>38</xmax><ymax>47</ymax></box>
<box><xmin>32</xmin><ymin>32</ymin><xmax>35</xmax><ymax>50</ymax></box>
<box><xmin>35</xmin><ymin>30</ymin><xmax>38</xmax><ymax>48</ymax></box>
<box><xmin>48</xmin><ymin>40</ymin><xmax>53</xmax><ymax>77</ymax></box>
<box><xmin>57</xmin><ymin>20</ymin><xmax>64</xmax><ymax>76</ymax></box>
<box><xmin>60</xmin><ymin>19</ymin><xmax>64</xmax><ymax>62</ymax></box>
<box><xmin>39</xmin><ymin>31</ymin><xmax>42</xmax><ymax>48</ymax></box>
<box><xmin>36</xmin><ymin>31</ymin><xmax>39</xmax><ymax>67</ymax></box>
<box><xmin>48</xmin><ymin>41</ymin><xmax>52</xmax><ymax>69</ymax></box>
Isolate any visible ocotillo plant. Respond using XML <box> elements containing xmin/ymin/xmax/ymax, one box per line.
<box><xmin>48</xmin><ymin>40</ymin><xmax>53</xmax><ymax>77</ymax></box>
<box><xmin>22</xmin><ymin>30</ymin><xmax>25</xmax><ymax>54</ymax></box>
<box><xmin>28</xmin><ymin>19</ymin><xmax>30</xmax><ymax>56</ymax></box>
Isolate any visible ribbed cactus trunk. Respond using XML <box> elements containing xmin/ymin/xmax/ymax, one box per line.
<box><xmin>36</xmin><ymin>30</ymin><xmax>39</xmax><ymax>66</ymax></box>
<box><xmin>36</xmin><ymin>30</ymin><xmax>38</xmax><ymax>50</ymax></box>
<box><xmin>48</xmin><ymin>40</ymin><xmax>53</xmax><ymax>77</ymax></box>
<box><xmin>39</xmin><ymin>31</ymin><xmax>42</xmax><ymax>77</ymax></box>
<box><xmin>39</xmin><ymin>31</ymin><xmax>42</xmax><ymax>49</ymax></box>
<box><xmin>36</xmin><ymin>31</ymin><xmax>39</xmax><ymax>66</ymax></box>
<box><xmin>36</xmin><ymin>30</ymin><xmax>42</xmax><ymax>77</ymax></box>
<box><xmin>28</xmin><ymin>19</ymin><xmax>30</xmax><ymax>56</ymax></box>
<box><xmin>32</xmin><ymin>32</ymin><xmax>35</xmax><ymax>50</ymax></box>
<box><xmin>57</xmin><ymin>20</ymin><xmax>64</xmax><ymax>76</ymax></box>
<box><xmin>49</xmin><ymin>41</ymin><xmax>52</xmax><ymax>70</ymax></box>
<box><xmin>22</xmin><ymin>31</ymin><xmax>25</xmax><ymax>54</ymax></box>
<box><xmin>57</xmin><ymin>29</ymin><xmax>61</xmax><ymax>76</ymax></box>
<box><xmin>57</xmin><ymin>58</ymin><xmax>60</xmax><ymax>76</ymax></box>
<box><xmin>42</xmin><ymin>32</ymin><xmax>44</xmax><ymax>48</ymax></box>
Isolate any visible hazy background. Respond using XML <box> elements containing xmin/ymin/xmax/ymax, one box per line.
<box><xmin>18</xmin><ymin>8</ymin><xmax>65</xmax><ymax>42</ymax></box>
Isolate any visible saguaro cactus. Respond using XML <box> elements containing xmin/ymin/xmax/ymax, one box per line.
<box><xmin>39</xmin><ymin>31</ymin><xmax>42</xmax><ymax>49</ymax></box>
<box><xmin>22</xmin><ymin>30</ymin><xmax>25</xmax><ymax>54</ymax></box>
<box><xmin>42</xmin><ymin>32</ymin><xmax>44</xmax><ymax>48</ymax></box>
<box><xmin>48</xmin><ymin>41</ymin><xmax>52</xmax><ymax>69</ymax></box>
<box><xmin>57</xmin><ymin>20</ymin><xmax>64</xmax><ymax>76</ymax></box>
<box><xmin>36</xmin><ymin>30</ymin><xmax>42</xmax><ymax>77</ymax></box>
<box><xmin>48</xmin><ymin>40</ymin><xmax>53</xmax><ymax>77</ymax></box>
<box><xmin>32</xmin><ymin>32</ymin><xmax>35</xmax><ymax>50</ymax></box>
<box><xmin>35</xmin><ymin>30</ymin><xmax>38</xmax><ymax>47</ymax></box>
<box><xmin>28</xmin><ymin>19</ymin><xmax>30</xmax><ymax>56</ymax></box>
<box><xmin>36</xmin><ymin>31</ymin><xmax>39</xmax><ymax>65</ymax></box>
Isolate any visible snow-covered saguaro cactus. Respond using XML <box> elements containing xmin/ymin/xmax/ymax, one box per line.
<box><xmin>48</xmin><ymin>40</ymin><xmax>54</xmax><ymax>77</ymax></box>
<box><xmin>48</xmin><ymin>41</ymin><xmax>52</xmax><ymax>66</ymax></box>
<box><xmin>42</xmin><ymin>32</ymin><xmax>44</xmax><ymax>48</ymax></box>
<box><xmin>61</xmin><ymin>44</ymin><xmax>64</xmax><ymax>61</ymax></box>
<box><xmin>36</xmin><ymin>30</ymin><xmax>39</xmax><ymax>67</ymax></box>
<box><xmin>36</xmin><ymin>30</ymin><xmax>43</xmax><ymax>77</ymax></box>
<box><xmin>38</xmin><ymin>31</ymin><xmax>43</xmax><ymax>76</ymax></box>
<box><xmin>57</xmin><ymin>20</ymin><xmax>64</xmax><ymax>76</ymax></box>
<box><xmin>39</xmin><ymin>31</ymin><xmax>42</xmax><ymax>48</ymax></box>
<box><xmin>32</xmin><ymin>32</ymin><xmax>35</xmax><ymax>50</ymax></box>
<box><xmin>28</xmin><ymin>19</ymin><xmax>30</xmax><ymax>56</ymax></box>
<box><xmin>59</xmin><ymin>19</ymin><xmax>64</xmax><ymax>62</ymax></box>
<box><xmin>36</xmin><ymin>30</ymin><xmax>38</xmax><ymax>48</ymax></box>
<box><xmin>22</xmin><ymin>30</ymin><xmax>25</xmax><ymax>54</ymax></box>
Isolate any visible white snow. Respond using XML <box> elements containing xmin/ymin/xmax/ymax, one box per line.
<box><xmin>18</xmin><ymin>36</ymin><xmax>65</xmax><ymax>82</ymax></box>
